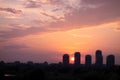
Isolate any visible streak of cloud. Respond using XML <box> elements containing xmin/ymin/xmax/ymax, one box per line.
<box><xmin>0</xmin><ymin>7</ymin><xmax>22</xmax><ymax>14</ymax></box>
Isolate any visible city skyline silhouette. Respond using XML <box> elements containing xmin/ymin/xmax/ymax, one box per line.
<box><xmin>62</xmin><ymin>50</ymin><xmax>115</xmax><ymax>67</ymax></box>
<box><xmin>0</xmin><ymin>49</ymin><xmax>116</xmax><ymax>66</ymax></box>
<box><xmin>0</xmin><ymin>49</ymin><xmax>119</xmax><ymax>80</ymax></box>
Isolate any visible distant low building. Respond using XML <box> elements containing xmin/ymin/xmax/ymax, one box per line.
<box><xmin>27</xmin><ymin>61</ymin><xmax>34</xmax><ymax>65</ymax></box>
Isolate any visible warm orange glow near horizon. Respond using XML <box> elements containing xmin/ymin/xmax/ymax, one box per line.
<box><xmin>2</xmin><ymin>22</ymin><xmax>119</xmax><ymax>64</ymax></box>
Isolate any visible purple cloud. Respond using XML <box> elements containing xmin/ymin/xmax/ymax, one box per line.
<box><xmin>0</xmin><ymin>0</ymin><xmax>120</xmax><ymax>40</ymax></box>
<box><xmin>25</xmin><ymin>0</ymin><xmax>63</xmax><ymax>8</ymax></box>
<box><xmin>49</xmin><ymin>0</ymin><xmax>120</xmax><ymax>29</ymax></box>
<box><xmin>25</xmin><ymin>0</ymin><xmax>41</xmax><ymax>8</ymax></box>
<box><xmin>0</xmin><ymin>7</ymin><xmax>22</xmax><ymax>14</ymax></box>
<box><xmin>3</xmin><ymin>44</ymin><xmax>28</xmax><ymax>49</ymax></box>
<box><xmin>40</xmin><ymin>12</ymin><xmax>62</xmax><ymax>21</ymax></box>
<box><xmin>0</xmin><ymin>25</ymin><xmax>47</xmax><ymax>39</ymax></box>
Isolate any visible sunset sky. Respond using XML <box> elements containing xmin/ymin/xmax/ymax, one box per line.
<box><xmin>0</xmin><ymin>0</ymin><xmax>120</xmax><ymax>64</ymax></box>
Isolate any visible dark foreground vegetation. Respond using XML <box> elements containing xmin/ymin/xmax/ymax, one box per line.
<box><xmin>0</xmin><ymin>62</ymin><xmax>120</xmax><ymax>80</ymax></box>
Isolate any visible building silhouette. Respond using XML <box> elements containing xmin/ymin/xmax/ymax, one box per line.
<box><xmin>95</xmin><ymin>50</ymin><xmax>103</xmax><ymax>66</ymax></box>
<box><xmin>106</xmin><ymin>55</ymin><xmax>115</xmax><ymax>67</ymax></box>
<box><xmin>85</xmin><ymin>55</ymin><xmax>92</xmax><ymax>66</ymax></box>
<box><xmin>63</xmin><ymin>54</ymin><xmax>69</xmax><ymax>65</ymax></box>
<box><xmin>74</xmin><ymin>52</ymin><xmax>81</xmax><ymax>65</ymax></box>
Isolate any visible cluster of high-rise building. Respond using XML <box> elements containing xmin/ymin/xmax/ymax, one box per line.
<box><xmin>62</xmin><ymin>50</ymin><xmax>115</xmax><ymax>67</ymax></box>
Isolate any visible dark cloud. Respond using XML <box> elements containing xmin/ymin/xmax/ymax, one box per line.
<box><xmin>0</xmin><ymin>26</ymin><xmax>47</xmax><ymax>39</ymax></box>
<box><xmin>49</xmin><ymin>0</ymin><xmax>120</xmax><ymax>28</ymax></box>
<box><xmin>116</xmin><ymin>27</ymin><xmax>120</xmax><ymax>30</ymax></box>
<box><xmin>25</xmin><ymin>0</ymin><xmax>41</xmax><ymax>8</ymax></box>
<box><xmin>40</xmin><ymin>12</ymin><xmax>62</xmax><ymax>21</ymax></box>
<box><xmin>25</xmin><ymin>0</ymin><xmax>63</xmax><ymax>8</ymax></box>
<box><xmin>0</xmin><ymin>38</ymin><xmax>7</xmax><ymax>42</ymax></box>
<box><xmin>3</xmin><ymin>44</ymin><xmax>28</xmax><ymax>49</ymax></box>
<box><xmin>49</xmin><ymin>0</ymin><xmax>63</xmax><ymax>5</ymax></box>
<box><xmin>0</xmin><ymin>7</ymin><xmax>22</xmax><ymax>14</ymax></box>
